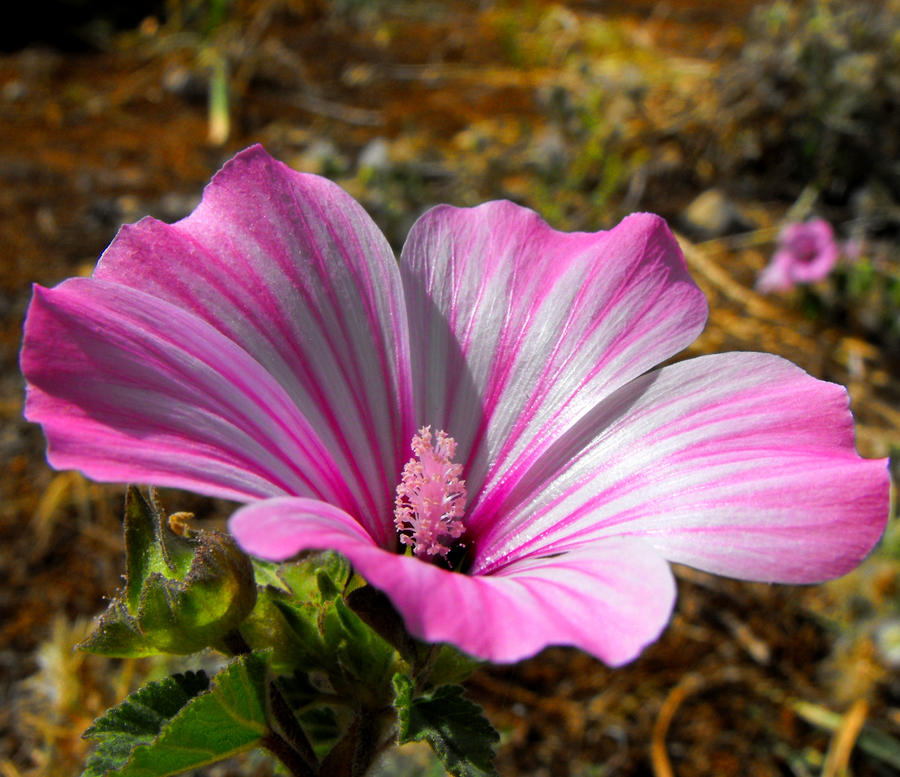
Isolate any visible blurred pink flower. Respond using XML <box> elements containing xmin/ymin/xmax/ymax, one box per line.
<box><xmin>21</xmin><ymin>147</ymin><xmax>889</xmax><ymax>665</ymax></box>
<box><xmin>757</xmin><ymin>218</ymin><xmax>840</xmax><ymax>292</ymax></box>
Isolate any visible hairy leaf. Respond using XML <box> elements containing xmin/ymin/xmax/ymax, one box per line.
<box><xmin>82</xmin><ymin>653</ymin><xmax>270</xmax><ymax>777</ymax></box>
<box><xmin>393</xmin><ymin>674</ymin><xmax>499</xmax><ymax>777</ymax></box>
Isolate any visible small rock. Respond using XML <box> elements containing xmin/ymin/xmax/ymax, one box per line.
<box><xmin>1</xmin><ymin>80</ymin><xmax>26</xmax><ymax>101</ymax></box>
<box><xmin>291</xmin><ymin>139</ymin><xmax>348</xmax><ymax>177</ymax></box>
<box><xmin>35</xmin><ymin>206</ymin><xmax>58</xmax><ymax>238</ymax></box>
<box><xmin>679</xmin><ymin>188</ymin><xmax>754</xmax><ymax>240</ymax></box>
<box><xmin>156</xmin><ymin>192</ymin><xmax>201</xmax><ymax>222</ymax></box>
<box><xmin>162</xmin><ymin>64</ymin><xmax>206</xmax><ymax>102</ymax></box>
<box><xmin>876</xmin><ymin>619</ymin><xmax>900</xmax><ymax>668</ymax></box>
<box><xmin>358</xmin><ymin>137</ymin><xmax>392</xmax><ymax>173</ymax></box>
<box><xmin>528</xmin><ymin>127</ymin><xmax>569</xmax><ymax>175</ymax></box>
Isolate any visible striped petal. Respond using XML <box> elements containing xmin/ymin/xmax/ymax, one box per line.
<box><xmin>229</xmin><ymin>497</ymin><xmax>676</xmax><ymax>665</ymax></box>
<box><xmin>472</xmin><ymin>352</ymin><xmax>889</xmax><ymax>583</ymax></box>
<box><xmin>76</xmin><ymin>146</ymin><xmax>413</xmax><ymax>541</ymax></box>
<box><xmin>399</xmin><ymin>204</ymin><xmax>707</xmax><ymax>538</ymax></box>
<box><xmin>22</xmin><ymin>279</ymin><xmax>364</xmax><ymax>509</ymax></box>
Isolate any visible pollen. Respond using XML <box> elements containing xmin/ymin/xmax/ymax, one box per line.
<box><xmin>394</xmin><ymin>426</ymin><xmax>467</xmax><ymax>560</ymax></box>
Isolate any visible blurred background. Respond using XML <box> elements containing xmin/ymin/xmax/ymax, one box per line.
<box><xmin>1</xmin><ymin>1</ymin><xmax>899</xmax><ymax>775</ymax></box>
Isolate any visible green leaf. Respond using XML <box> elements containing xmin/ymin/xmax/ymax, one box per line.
<box><xmin>239</xmin><ymin>589</ymin><xmax>318</xmax><ymax>674</ymax></box>
<box><xmin>251</xmin><ymin>559</ymin><xmax>292</xmax><ymax>592</ymax></box>
<box><xmin>270</xmin><ymin>598</ymin><xmax>329</xmax><ymax>670</ymax></box>
<box><xmin>240</xmin><ymin>552</ymin><xmax>365</xmax><ymax>677</ymax></box>
<box><xmin>323</xmin><ymin>599</ymin><xmax>396</xmax><ymax>697</ymax></box>
<box><xmin>344</xmin><ymin>585</ymin><xmax>415</xmax><ymax>661</ymax></box>
<box><xmin>83</xmin><ymin>652</ymin><xmax>271</xmax><ymax>777</ymax></box>
<box><xmin>393</xmin><ymin>674</ymin><xmax>499</xmax><ymax>777</ymax></box>
<box><xmin>278</xmin><ymin>551</ymin><xmax>351</xmax><ymax>604</ymax></box>
<box><xmin>426</xmin><ymin>645</ymin><xmax>481</xmax><ymax>688</ymax></box>
<box><xmin>82</xmin><ymin>671</ymin><xmax>211</xmax><ymax>776</ymax></box>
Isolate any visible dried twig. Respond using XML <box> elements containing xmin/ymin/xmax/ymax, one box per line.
<box><xmin>821</xmin><ymin>698</ymin><xmax>869</xmax><ymax>777</ymax></box>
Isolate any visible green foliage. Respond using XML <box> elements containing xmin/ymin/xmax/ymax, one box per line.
<box><xmin>323</xmin><ymin>598</ymin><xmax>397</xmax><ymax>697</ymax></box>
<box><xmin>425</xmin><ymin>645</ymin><xmax>481</xmax><ymax>688</ymax></box>
<box><xmin>394</xmin><ymin>674</ymin><xmax>499</xmax><ymax>777</ymax></box>
<box><xmin>250</xmin><ymin>554</ymin><xmax>397</xmax><ymax>702</ymax></box>
<box><xmin>80</xmin><ymin>487</ymin><xmax>257</xmax><ymax>657</ymax></box>
<box><xmin>82</xmin><ymin>653</ymin><xmax>269</xmax><ymax>777</ymax></box>
<box><xmin>241</xmin><ymin>550</ymin><xmax>382</xmax><ymax>679</ymax></box>
<box><xmin>78</xmin><ymin>495</ymin><xmax>497</xmax><ymax>777</ymax></box>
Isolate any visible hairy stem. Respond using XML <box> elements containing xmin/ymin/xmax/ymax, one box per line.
<box><xmin>223</xmin><ymin>630</ymin><xmax>319</xmax><ymax>773</ymax></box>
<box><xmin>262</xmin><ymin>732</ymin><xmax>317</xmax><ymax>777</ymax></box>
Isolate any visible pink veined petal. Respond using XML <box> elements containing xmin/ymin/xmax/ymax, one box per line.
<box><xmin>228</xmin><ymin>497</ymin><xmax>676</xmax><ymax>665</ymax></box>
<box><xmin>22</xmin><ymin>279</ymin><xmax>361</xmax><ymax>511</ymax></box>
<box><xmin>228</xmin><ymin>496</ymin><xmax>377</xmax><ymax>560</ymax></box>
<box><xmin>472</xmin><ymin>352</ymin><xmax>889</xmax><ymax>584</ymax></box>
<box><xmin>399</xmin><ymin>204</ymin><xmax>708</xmax><ymax>537</ymax></box>
<box><xmin>756</xmin><ymin>251</ymin><xmax>794</xmax><ymax>292</ymax></box>
<box><xmin>91</xmin><ymin>145</ymin><xmax>414</xmax><ymax>544</ymax></box>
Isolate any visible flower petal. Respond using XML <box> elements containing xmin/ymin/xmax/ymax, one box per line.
<box><xmin>756</xmin><ymin>252</ymin><xmax>793</xmax><ymax>292</ymax></box>
<box><xmin>91</xmin><ymin>145</ymin><xmax>414</xmax><ymax>541</ymax></box>
<box><xmin>229</xmin><ymin>497</ymin><xmax>676</xmax><ymax>665</ymax></box>
<box><xmin>228</xmin><ymin>496</ymin><xmax>377</xmax><ymax>560</ymax></box>
<box><xmin>399</xmin><ymin>204</ymin><xmax>707</xmax><ymax>536</ymax></box>
<box><xmin>472</xmin><ymin>352</ymin><xmax>889</xmax><ymax>583</ymax></box>
<box><xmin>22</xmin><ymin>279</ymin><xmax>362</xmax><ymax>511</ymax></box>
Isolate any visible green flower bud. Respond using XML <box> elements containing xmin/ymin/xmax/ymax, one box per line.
<box><xmin>80</xmin><ymin>487</ymin><xmax>256</xmax><ymax>657</ymax></box>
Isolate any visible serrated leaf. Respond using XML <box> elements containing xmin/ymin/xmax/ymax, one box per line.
<box><xmin>84</xmin><ymin>652</ymin><xmax>271</xmax><ymax>777</ymax></box>
<box><xmin>82</xmin><ymin>671</ymin><xmax>211</xmax><ymax>776</ymax></box>
<box><xmin>393</xmin><ymin>674</ymin><xmax>499</xmax><ymax>777</ymax></box>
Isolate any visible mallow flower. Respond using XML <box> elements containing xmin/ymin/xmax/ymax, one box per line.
<box><xmin>757</xmin><ymin>218</ymin><xmax>840</xmax><ymax>292</ymax></box>
<box><xmin>21</xmin><ymin>146</ymin><xmax>889</xmax><ymax>666</ymax></box>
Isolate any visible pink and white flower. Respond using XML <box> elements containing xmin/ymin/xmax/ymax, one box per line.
<box><xmin>21</xmin><ymin>146</ymin><xmax>889</xmax><ymax>665</ymax></box>
<box><xmin>757</xmin><ymin>218</ymin><xmax>841</xmax><ymax>292</ymax></box>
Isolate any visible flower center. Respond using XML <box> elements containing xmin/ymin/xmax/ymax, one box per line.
<box><xmin>393</xmin><ymin>426</ymin><xmax>467</xmax><ymax>560</ymax></box>
<box><xmin>794</xmin><ymin>236</ymin><xmax>818</xmax><ymax>264</ymax></box>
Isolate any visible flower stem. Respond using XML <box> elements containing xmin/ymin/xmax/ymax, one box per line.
<box><xmin>262</xmin><ymin>732</ymin><xmax>317</xmax><ymax>777</ymax></box>
<box><xmin>270</xmin><ymin>678</ymin><xmax>319</xmax><ymax>768</ymax></box>
<box><xmin>319</xmin><ymin>706</ymin><xmax>387</xmax><ymax>777</ymax></box>
<box><xmin>222</xmin><ymin>630</ymin><xmax>319</xmax><ymax>773</ymax></box>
